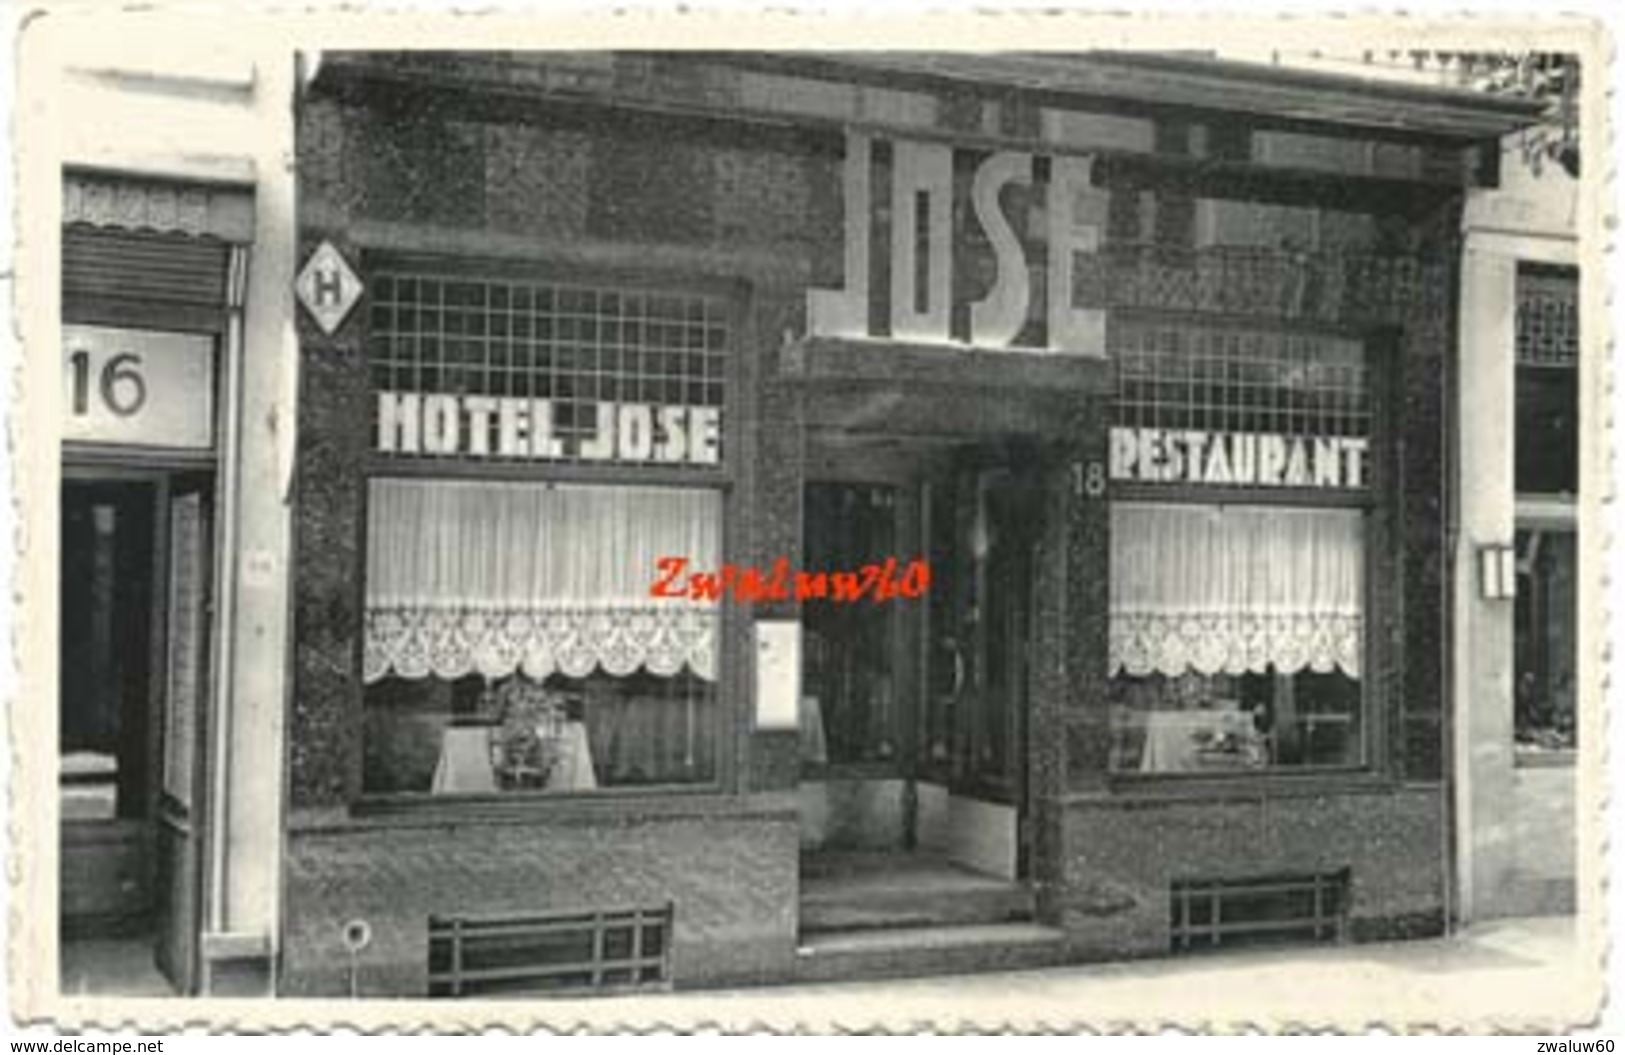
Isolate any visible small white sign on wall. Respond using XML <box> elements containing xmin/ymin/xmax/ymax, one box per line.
<box><xmin>754</xmin><ymin>620</ymin><xmax>802</xmax><ymax>732</ymax></box>
<box><xmin>62</xmin><ymin>324</ymin><xmax>215</xmax><ymax>450</ymax></box>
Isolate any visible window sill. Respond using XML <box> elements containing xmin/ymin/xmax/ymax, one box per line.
<box><xmin>296</xmin><ymin>786</ymin><xmax>798</xmax><ymax>833</ymax></box>
<box><xmin>1072</xmin><ymin>767</ymin><xmax>1421</xmax><ymax>806</ymax></box>
<box><xmin>1514</xmin><ymin>746</ymin><xmax>1577</xmax><ymax>769</ymax></box>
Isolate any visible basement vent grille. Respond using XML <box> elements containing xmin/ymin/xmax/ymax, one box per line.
<box><xmin>428</xmin><ymin>905</ymin><xmax>673</xmax><ymax>997</ymax></box>
<box><xmin>1170</xmin><ymin>871</ymin><xmax>1348</xmax><ymax>953</ymax></box>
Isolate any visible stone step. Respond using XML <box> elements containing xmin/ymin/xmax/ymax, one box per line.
<box><xmin>799</xmin><ymin>880</ymin><xmax>1035</xmax><ymax>934</ymax></box>
<box><xmin>794</xmin><ymin>922</ymin><xmax>1069</xmax><ymax>984</ymax></box>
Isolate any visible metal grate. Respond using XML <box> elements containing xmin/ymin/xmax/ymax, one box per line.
<box><xmin>428</xmin><ymin>905</ymin><xmax>673</xmax><ymax>997</ymax></box>
<box><xmin>369</xmin><ymin>272</ymin><xmax>729</xmax><ymax>463</ymax></box>
<box><xmin>1170</xmin><ymin>871</ymin><xmax>1349</xmax><ymax>953</ymax></box>
<box><xmin>1113</xmin><ymin>321</ymin><xmax>1371</xmax><ymax>440</ymax></box>
<box><xmin>1516</xmin><ymin>267</ymin><xmax>1579</xmax><ymax>368</ymax></box>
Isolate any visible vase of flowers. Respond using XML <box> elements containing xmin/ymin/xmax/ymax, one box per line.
<box><xmin>485</xmin><ymin>676</ymin><xmax>567</xmax><ymax>790</ymax></box>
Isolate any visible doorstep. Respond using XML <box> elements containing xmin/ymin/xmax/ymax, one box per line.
<box><xmin>795</xmin><ymin>921</ymin><xmax>1070</xmax><ymax>984</ymax></box>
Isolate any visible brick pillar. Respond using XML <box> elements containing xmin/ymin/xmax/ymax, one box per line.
<box><xmin>745</xmin><ymin>289</ymin><xmax>806</xmax><ymax>793</ymax></box>
<box><xmin>288</xmin><ymin>231</ymin><xmax>370</xmax><ymax>812</ymax></box>
<box><xmin>1062</xmin><ymin>395</ymin><xmax>1113</xmax><ymax>793</ymax></box>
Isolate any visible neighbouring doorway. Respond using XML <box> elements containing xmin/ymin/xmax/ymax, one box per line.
<box><xmin>60</xmin><ymin>471</ymin><xmax>213</xmax><ymax>994</ymax></box>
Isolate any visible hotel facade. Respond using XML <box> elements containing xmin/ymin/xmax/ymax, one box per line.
<box><xmin>39</xmin><ymin>46</ymin><xmax>1583</xmax><ymax>999</ymax></box>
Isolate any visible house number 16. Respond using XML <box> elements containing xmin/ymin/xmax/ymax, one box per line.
<box><xmin>68</xmin><ymin>350</ymin><xmax>147</xmax><ymax>418</ymax></box>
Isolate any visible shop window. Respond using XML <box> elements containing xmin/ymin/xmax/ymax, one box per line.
<box><xmin>1513</xmin><ymin>264</ymin><xmax>1579</xmax><ymax>757</ymax></box>
<box><xmin>1514</xmin><ymin>265</ymin><xmax>1579</xmax><ymax>495</ymax></box>
<box><xmin>1108</xmin><ymin>321</ymin><xmax>1373</xmax><ymax>775</ymax></box>
<box><xmin>1108</xmin><ymin>504</ymin><xmax>1365</xmax><ymax>773</ymax></box>
<box><xmin>362</xmin><ymin>479</ymin><xmax>720</xmax><ymax>794</ymax></box>
<box><xmin>1514</xmin><ymin>528</ymin><xmax>1577</xmax><ymax>754</ymax></box>
<box><xmin>362</xmin><ymin>271</ymin><xmax>731</xmax><ymax>797</ymax></box>
<box><xmin>1515</xmin><ymin>364</ymin><xmax>1578</xmax><ymax>496</ymax></box>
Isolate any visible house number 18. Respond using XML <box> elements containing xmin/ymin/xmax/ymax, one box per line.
<box><xmin>68</xmin><ymin>350</ymin><xmax>147</xmax><ymax>418</ymax></box>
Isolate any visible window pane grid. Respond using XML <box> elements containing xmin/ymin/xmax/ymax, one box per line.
<box><xmin>1516</xmin><ymin>268</ymin><xmax>1579</xmax><ymax>368</ymax></box>
<box><xmin>1113</xmin><ymin>322</ymin><xmax>1371</xmax><ymax>441</ymax></box>
<box><xmin>369</xmin><ymin>272</ymin><xmax>728</xmax><ymax>463</ymax></box>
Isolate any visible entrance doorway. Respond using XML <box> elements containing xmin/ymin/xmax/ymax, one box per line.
<box><xmin>60</xmin><ymin>471</ymin><xmax>213</xmax><ymax>994</ymax></box>
<box><xmin>798</xmin><ymin>444</ymin><xmax>1041</xmax><ymax>890</ymax></box>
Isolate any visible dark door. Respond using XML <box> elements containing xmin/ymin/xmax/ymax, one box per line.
<box><xmin>153</xmin><ymin>473</ymin><xmax>213</xmax><ymax>993</ymax></box>
<box><xmin>60</xmin><ymin>480</ymin><xmax>159</xmax><ymax>934</ymax></box>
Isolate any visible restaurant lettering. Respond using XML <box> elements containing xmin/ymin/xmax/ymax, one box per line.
<box><xmin>806</xmin><ymin>131</ymin><xmax>1107</xmax><ymax>354</ymax></box>
<box><xmin>1110</xmin><ymin>427</ymin><xmax>1369</xmax><ymax>490</ymax></box>
<box><xmin>376</xmin><ymin>391</ymin><xmax>721</xmax><ymax>465</ymax></box>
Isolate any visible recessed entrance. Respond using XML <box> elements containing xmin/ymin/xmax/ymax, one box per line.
<box><xmin>797</xmin><ymin>437</ymin><xmax>1044</xmax><ymax>952</ymax></box>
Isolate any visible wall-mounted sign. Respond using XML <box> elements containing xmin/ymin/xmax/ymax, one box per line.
<box><xmin>296</xmin><ymin>241</ymin><xmax>364</xmax><ymax>336</ymax></box>
<box><xmin>806</xmin><ymin>131</ymin><xmax>1107</xmax><ymax>355</ymax></box>
<box><xmin>1109</xmin><ymin>426</ymin><xmax>1369</xmax><ymax>490</ymax></box>
<box><xmin>754</xmin><ymin>620</ymin><xmax>802</xmax><ymax>732</ymax></box>
<box><xmin>376</xmin><ymin>392</ymin><xmax>721</xmax><ymax>466</ymax></box>
<box><xmin>62</xmin><ymin>325</ymin><xmax>214</xmax><ymax>449</ymax></box>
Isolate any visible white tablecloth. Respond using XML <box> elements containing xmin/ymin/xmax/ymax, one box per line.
<box><xmin>431</xmin><ymin>727</ymin><xmax>498</xmax><ymax>793</ymax></box>
<box><xmin>1138</xmin><ymin>709</ymin><xmax>1257</xmax><ymax>773</ymax></box>
<box><xmin>549</xmin><ymin>722</ymin><xmax>598</xmax><ymax>791</ymax></box>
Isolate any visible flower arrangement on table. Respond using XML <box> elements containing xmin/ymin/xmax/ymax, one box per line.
<box><xmin>482</xmin><ymin>677</ymin><xmax>568</xmax><ymax>790</ymax></box>
<box><xmin>1189</xmin><ymin>706</ymin><xmax>1269</xmax><ymax>769</ymax></box>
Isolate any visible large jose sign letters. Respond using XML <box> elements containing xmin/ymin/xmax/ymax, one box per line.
<box><xmin>806</xmin><ymin>131</ymin><xmax>1107</xmax><ymax>355</ymax></box>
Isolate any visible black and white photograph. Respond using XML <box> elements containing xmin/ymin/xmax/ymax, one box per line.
<box><xmin>5</xmin><ymin>4</ymin><xmax>1612</xmax><ymax>1037</ymax></box>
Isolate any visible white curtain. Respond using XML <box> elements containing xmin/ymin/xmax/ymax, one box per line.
<box><xmin>364</xmin><ymin>478</ymin><xmax>720</xmax><ymax>683</ymax></box>
<box><xmin>1109</xmin><ymin>503</ymin><xmax>1364</xmax><ymax>678</ymax></box>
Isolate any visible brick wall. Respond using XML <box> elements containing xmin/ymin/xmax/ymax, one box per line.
<box><xmin>1057</xmin><ymin>787</ymin><xmax>1448</xmax><ymax>959</ymax></box>
<box><xmin>281</xmin><ymin>802</ymin><xmax>800</xmax><ymax>995</ymax></box>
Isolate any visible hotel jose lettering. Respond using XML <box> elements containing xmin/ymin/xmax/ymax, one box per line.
<box><xmin>376</xmin><ymin>392</ymin><xmax>721</xmax><ymax>466</ymax></box>
<box><xmin>806</xmin><ymin>132</ymin><xmax>1108</xmax><ymax>354</ymax></box>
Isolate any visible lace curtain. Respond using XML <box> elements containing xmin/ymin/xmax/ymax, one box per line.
<box><xmin>364</xmin><ymin>478</ymin><xmax>720</xmax><ymax>684</ymax></box>
<box><xmin>1109</xmin><ymin>503</ymin><xmax>1364</xmax><ymax>679</ymax></box>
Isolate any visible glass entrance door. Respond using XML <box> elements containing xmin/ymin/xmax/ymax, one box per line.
<box><xmin>797</xmin><ymin>454</ymin><xmax>1039</xmax><ymax>878</ymax></box>
<box><xmin>801</xmin><ymin>481</ymin><xmax>906</xmax><ymax>770</ymax></box>
<box><xmin>919</xmin><ymin>459</ymin><xmax>1038</xmax><ymax>878</ymax></box>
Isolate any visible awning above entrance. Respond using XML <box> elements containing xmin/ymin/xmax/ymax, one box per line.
<box><xmin>784</xmin><ymin>335</ymin><xmax>1110</xmax><ymax>441</ymax></box>
<box><xmin>785</xmin><ymin>336</ymin><xmax>1113</xmax><ymax>393</ymax></box>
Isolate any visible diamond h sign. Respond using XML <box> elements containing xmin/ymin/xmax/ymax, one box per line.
<box><xmin>296</xmin><ymin>241</ymin><xmax>363</xmax><ymax>336</ymax></box>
